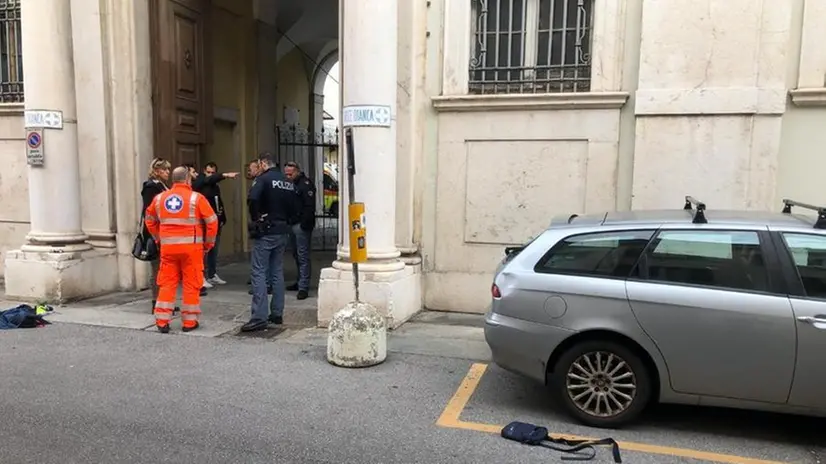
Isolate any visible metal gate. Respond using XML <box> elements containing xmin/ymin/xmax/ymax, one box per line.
<box><xmin>276</xmin><ymin>124</ymin><xmax>340</xmax><ymax>251</ymax></box>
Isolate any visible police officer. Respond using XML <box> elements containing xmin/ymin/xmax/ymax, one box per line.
<box><xmin>241</xmin><ymin>153</ymin><xmax>300</xmax><ymax>332</ymax></box>
<box><xmin>284</xmin><ymin>161</ymin><xmax>317</xmax><ymax>300</ymax></box>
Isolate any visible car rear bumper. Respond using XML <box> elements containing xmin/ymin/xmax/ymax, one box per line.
<box><xmin>483</xmin><ymin>311</ymin><xmax>575</xmax><ymax>384</ymax></box>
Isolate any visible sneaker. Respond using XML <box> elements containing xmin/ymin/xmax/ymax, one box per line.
<box><xmin>296</xmin><ymin>290</ymin><xmax>309</xmax><ymax>300</ymax></box>
<box><xmin>202</xmin><ymin>278</ymin><xmax>214</xmax><ymax>289</ymax></box>
<box><xmin>209</xmin><ymin>274</ymin><xmax>227</xmax><ymax>285</ymax></box>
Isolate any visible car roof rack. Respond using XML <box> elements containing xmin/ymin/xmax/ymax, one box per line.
<box><xmin>683</xmin><ymin>196</ymin><xmax>707</xmax><ymax>224</ymax></box>
<box><xmin>781</xmin><ymin>199</ymin><xmax>826</xmax><ymax>229</ymax></box>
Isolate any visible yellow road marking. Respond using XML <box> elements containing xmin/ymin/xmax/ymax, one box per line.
<box><xmin>436</xmin><ymin>363</ymin><xmax>788</xmax><ymax>464</ymax></box>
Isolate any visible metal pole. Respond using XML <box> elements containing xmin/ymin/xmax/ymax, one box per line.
<box><xmin>345</xmin><ymin>128</ymin><xmax>360</xmax><ymax>302</ymax></box>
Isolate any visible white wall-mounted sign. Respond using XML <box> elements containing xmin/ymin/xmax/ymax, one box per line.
<box><xmin>342</xmin><ymin>105</ymin><xmax>392</xmax><ymax>128</ymax></box>
<box><xmin>25</xmin><ymin>110</ymin><xmax>63</xmax><ymax>130</ymax></box>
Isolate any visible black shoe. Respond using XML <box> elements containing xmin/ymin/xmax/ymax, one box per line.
<box><xmin>286</xmin><ymin>283</ymin><xmax>299</xmax><ymax>291</ymax></box>
<box><xmin>151</xmin><ymin>300</ymin><xmax>156</xmax><ymax>314</ymax></box>
<box><xmin>182</xmin><ymin>321</ymin><xmax>200</xmax><ymax>333</ymax></box>
<box><xmin>240</xmin><ymin>320</ymin><xmax>268</xmax><ymax>332</ymax></box>
<box><xmin>268</xmin><ymin>316</ymin><xmax>283</xmax><ymax>325</ymax></box>
<box><xmin>174</xmin><ymin>306</ymin><xmax>180</xmax><ymax>314</ymax></box>
<box><xmin>200</xmin><ymin>287</ymin><xmax>208</xmax><ymax>297</ymax></box>
<box><xmin>296</xmin><ymin>290</ymin><xmax>309</xmax><ymax>300</ymax></box>
<box><xmin>157</xmin><ymin>324</ymin><xmax>170</xmax><ymax>334</ymax></box>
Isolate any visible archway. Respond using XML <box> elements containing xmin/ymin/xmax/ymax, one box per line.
<box><xmin>310</xmin><ymin>48</ymin><xmax>339</xmax><ymax>213</ymax></box>
<box><xmin>308</xmin><ymin>48</ymin><xmax>339</xmax><ymax>252</ymax></box>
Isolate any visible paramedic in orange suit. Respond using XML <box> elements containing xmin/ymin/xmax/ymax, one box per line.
<box><xmin>144</xmin><ymin>166</ymin><xmax>219</xmax><ymax>333</ymax></box>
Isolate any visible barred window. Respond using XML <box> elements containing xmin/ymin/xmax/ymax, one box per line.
<box><xmin>0</xmin><ymin>0</ymin><xmax>22</xmax><ymax>103</ymax></box>
<box><xmin>469</xmin><ymin>0</ymin><xmax>593</xmax><ymax>94</ymax></box>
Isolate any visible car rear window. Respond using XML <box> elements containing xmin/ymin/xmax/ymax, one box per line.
<box><xmin>781</xmin><ymin>232</ymin><xmax>826</xmax><ymax>298</ymax></box>
<box><xmin>534</xmin><ymin>230</ymin><xmax>655</xmax><ymax>278</ymax></box>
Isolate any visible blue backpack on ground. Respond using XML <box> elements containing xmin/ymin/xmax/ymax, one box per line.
<box><xmin>0</xmin><ymin>304</ymin><xmax>52</xmax><ymax>330</ymax></box>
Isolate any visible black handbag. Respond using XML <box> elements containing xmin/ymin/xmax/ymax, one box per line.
<box><xmin>501</xmin><ymin>421</ymin><xmax>622</xmax><ymax>462</ymax></box>
<box><xmin>131</xmin><ymin>211</ymin><xmax>158</xmax><ymax>262</ymax></box>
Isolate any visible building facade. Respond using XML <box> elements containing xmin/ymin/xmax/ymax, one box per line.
<box><xmin>1</xmin><ymin>0</ymin><xmax>826</xmax><ymax>325</ymax></box>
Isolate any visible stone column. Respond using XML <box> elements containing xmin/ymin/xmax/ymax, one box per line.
<box><xmin>317</xmin><ymin>0</ymin><xmax>422</xmax><ymax>328</ymax></box>
<box><xmin>395</xmin><ymin>0</ymin><xmax>428</xmax><ymax>265</ymax></box>
<box><xmin>72</xmin><ymin>0</ymin><xmax>116</xmax><ymax>249</ymax></box>
<box><xmin>21</xmin><ymin>0</ymin><xmax>88</xmax><ymax>248</ymax></box>
<box><xmin>339</xmin><ymin>0</ymin><xmax>403</xmax><ymax>264</ymax></box>
<box><xmin>4</xmin><ymin>0</ymin><xmax>119</xmax><ymax>302</ymax></box>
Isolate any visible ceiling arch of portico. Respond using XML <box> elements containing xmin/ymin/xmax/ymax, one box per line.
<box><xmin>274</xmin><ymin>0</ymin><xmax>338</xmax><ymax>64</ymax></box>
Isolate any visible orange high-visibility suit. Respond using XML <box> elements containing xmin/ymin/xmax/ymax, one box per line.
<box><xmin>145</xmin><ymin>183</ymin><xmax>218</xmax><ymax>331</ymax></box>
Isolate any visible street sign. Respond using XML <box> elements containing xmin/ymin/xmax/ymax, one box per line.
<box><xmin>24</xmin><ymin>110</ymin><xmax>63</xmax><ymax>130</ymax></box>
<box><xmin>342</xmin><ymin>105</ymin><xmax>392</xmax><ymax>128</ymax></box>
<box><xmin>26</xmin><ymin>128</ymin><xmax>44</xmax><ymax>166</ymax></box>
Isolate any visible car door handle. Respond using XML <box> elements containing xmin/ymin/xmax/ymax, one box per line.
<box><xmin>797</xmin><ymin>316</ymin><xmax>826</xmax><ymax>325</ymax></box>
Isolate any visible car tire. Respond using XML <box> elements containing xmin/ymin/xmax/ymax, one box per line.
<box><xmin>550</xmin><ymin>340</ymin><xmax>652</xmax><ymax>429</ymax></box>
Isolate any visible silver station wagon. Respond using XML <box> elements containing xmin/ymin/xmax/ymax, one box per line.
<box><xmin>484</xmin><ymin>197</ymin><xmax>826</xmax><ymax>428</ymax></box>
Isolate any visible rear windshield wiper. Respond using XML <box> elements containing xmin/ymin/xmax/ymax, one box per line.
<box><xmin>504</xmin><ymin>246</ymin><xmax>523</xmax><ymax>257</ymax></box>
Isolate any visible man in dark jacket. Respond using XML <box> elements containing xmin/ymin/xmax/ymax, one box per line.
<box><xmin>185</xmin><ymin>163</ymin><xmax>239</xmax><ymax>287</ymax></box>
<box><xmin>284</xmin><ymin>161</ymin><xmax>316</xmax><ymax>300</ymax></box>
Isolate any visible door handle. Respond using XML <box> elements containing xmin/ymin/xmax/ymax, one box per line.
<box><xmin>797</xmin><ymin>316</ymin><xmax>826</xmax><ymax>325</ymax></box>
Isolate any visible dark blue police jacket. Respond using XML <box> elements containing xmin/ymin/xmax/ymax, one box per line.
<box><xmin>247</xmin><ymin>167</ymin><xmax>300</xmax><ymax>235</ymax></box>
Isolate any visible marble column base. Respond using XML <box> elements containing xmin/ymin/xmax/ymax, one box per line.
<box><xmin>317</xmin><ymin>261</ymin><xmax>422</xmax><ymax>329</ymax></box>
<box><xmin>4</xmin><ymin>246</ymin><xmax>119</xmax><ymax>304</ymax></box>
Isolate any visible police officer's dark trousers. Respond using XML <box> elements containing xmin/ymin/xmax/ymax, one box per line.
<box><xmin>250</xmin><ymin>232</ymin><xmax>289</xmax><ymax>323</ymax></box>
<box><xmin>290</xmin><ymin>223</ymin><xmax>312</xmax><ymax>292</ymax></box>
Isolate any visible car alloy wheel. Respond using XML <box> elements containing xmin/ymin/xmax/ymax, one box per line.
<box><xmin>552</xmin><ymin>340</ymin><xmax>652</xmax><ymax>428</ymax></box>
<box><xmin>566</xmin><ymin>351</ymin><xmax>637</xmax><ymax>418</ymax></box>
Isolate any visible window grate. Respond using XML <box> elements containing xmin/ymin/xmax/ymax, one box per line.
<box><xmin>0</xmin><ymin>0</ymin><xmax>22</xmax><ymax>103</ymax></box>
<box><xmin>469</xmin><ymin>0</ymin><xmax>593</xmax><ymax>95</ymax></box>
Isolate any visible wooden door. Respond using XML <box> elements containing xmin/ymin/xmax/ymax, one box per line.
<box><xmin>150</xmin><ymin>0</ymin><xmax>212</xmax><ymax>167</ymax></box>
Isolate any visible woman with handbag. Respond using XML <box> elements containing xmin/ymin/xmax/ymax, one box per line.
<box><xmin>139</xmin><ymin>158</ymin><xmax>171</xmax><ymax>312</ymax></box>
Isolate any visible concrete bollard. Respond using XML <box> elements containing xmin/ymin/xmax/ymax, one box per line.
<box><xmin>327</xmin><ymin>301</ymin><xmax>387</xmax><ymax>367</ymax></box>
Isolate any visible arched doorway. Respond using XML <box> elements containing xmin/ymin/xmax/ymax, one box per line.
<box><xmin>308</xmin><ymin>48</ymin><xmax>339</xmax><ymax>251</ymax></box>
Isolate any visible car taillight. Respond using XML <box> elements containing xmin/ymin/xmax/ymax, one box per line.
<box><xmin>491</xmin><ymin>283</ymin><xmax>501</xmax><ymax>298</ymax></box>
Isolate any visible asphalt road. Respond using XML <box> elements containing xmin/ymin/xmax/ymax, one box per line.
<box><xmin>1</xmin><ymin>323</ymin><xmax>824</xmax><ymax>464</ymax></box>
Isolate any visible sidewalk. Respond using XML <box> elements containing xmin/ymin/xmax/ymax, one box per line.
<box><xmin>0</xmin><ymin>261</ymin><xmax>491</xmax><ymax>361</ymax></box>
<box><xmin>282</xmin><ymin>311</ymin><xmax>491</xmax><ymax>361</ymax></box>
<box><xmin>0</xmin><ymin>261</ymin><xmax>317</xmax><ymax>337</ymax></box>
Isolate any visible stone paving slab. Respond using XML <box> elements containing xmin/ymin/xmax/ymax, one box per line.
<box><xmin>141</xmin><ymin>316</ymin><xmax>241</xmax><ymax>337</ymax></box>
<box><xmin>393</xmin><ymin>321</ymin><xmax>485</xmax><ymax>339</ymax></box>
<box><xmin>410</xmin><ymin>309</ymin><xmax>487</xmax><ymax>327</ymax></box>
<box><xmin>47</xmin><ymin>307</ymin><xmax>159</xmax><ymax>330</ymax></box>
<box><xmin>281</xmin><ymin>321</ymin><xmax>491</xmax><ymax>362</ymax></box>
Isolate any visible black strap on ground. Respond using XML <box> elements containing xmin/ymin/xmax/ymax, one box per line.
<box><xmin>500</xmin><ymin>421</ymin><xmax>622</xmax><ymax>462</ymax></box>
